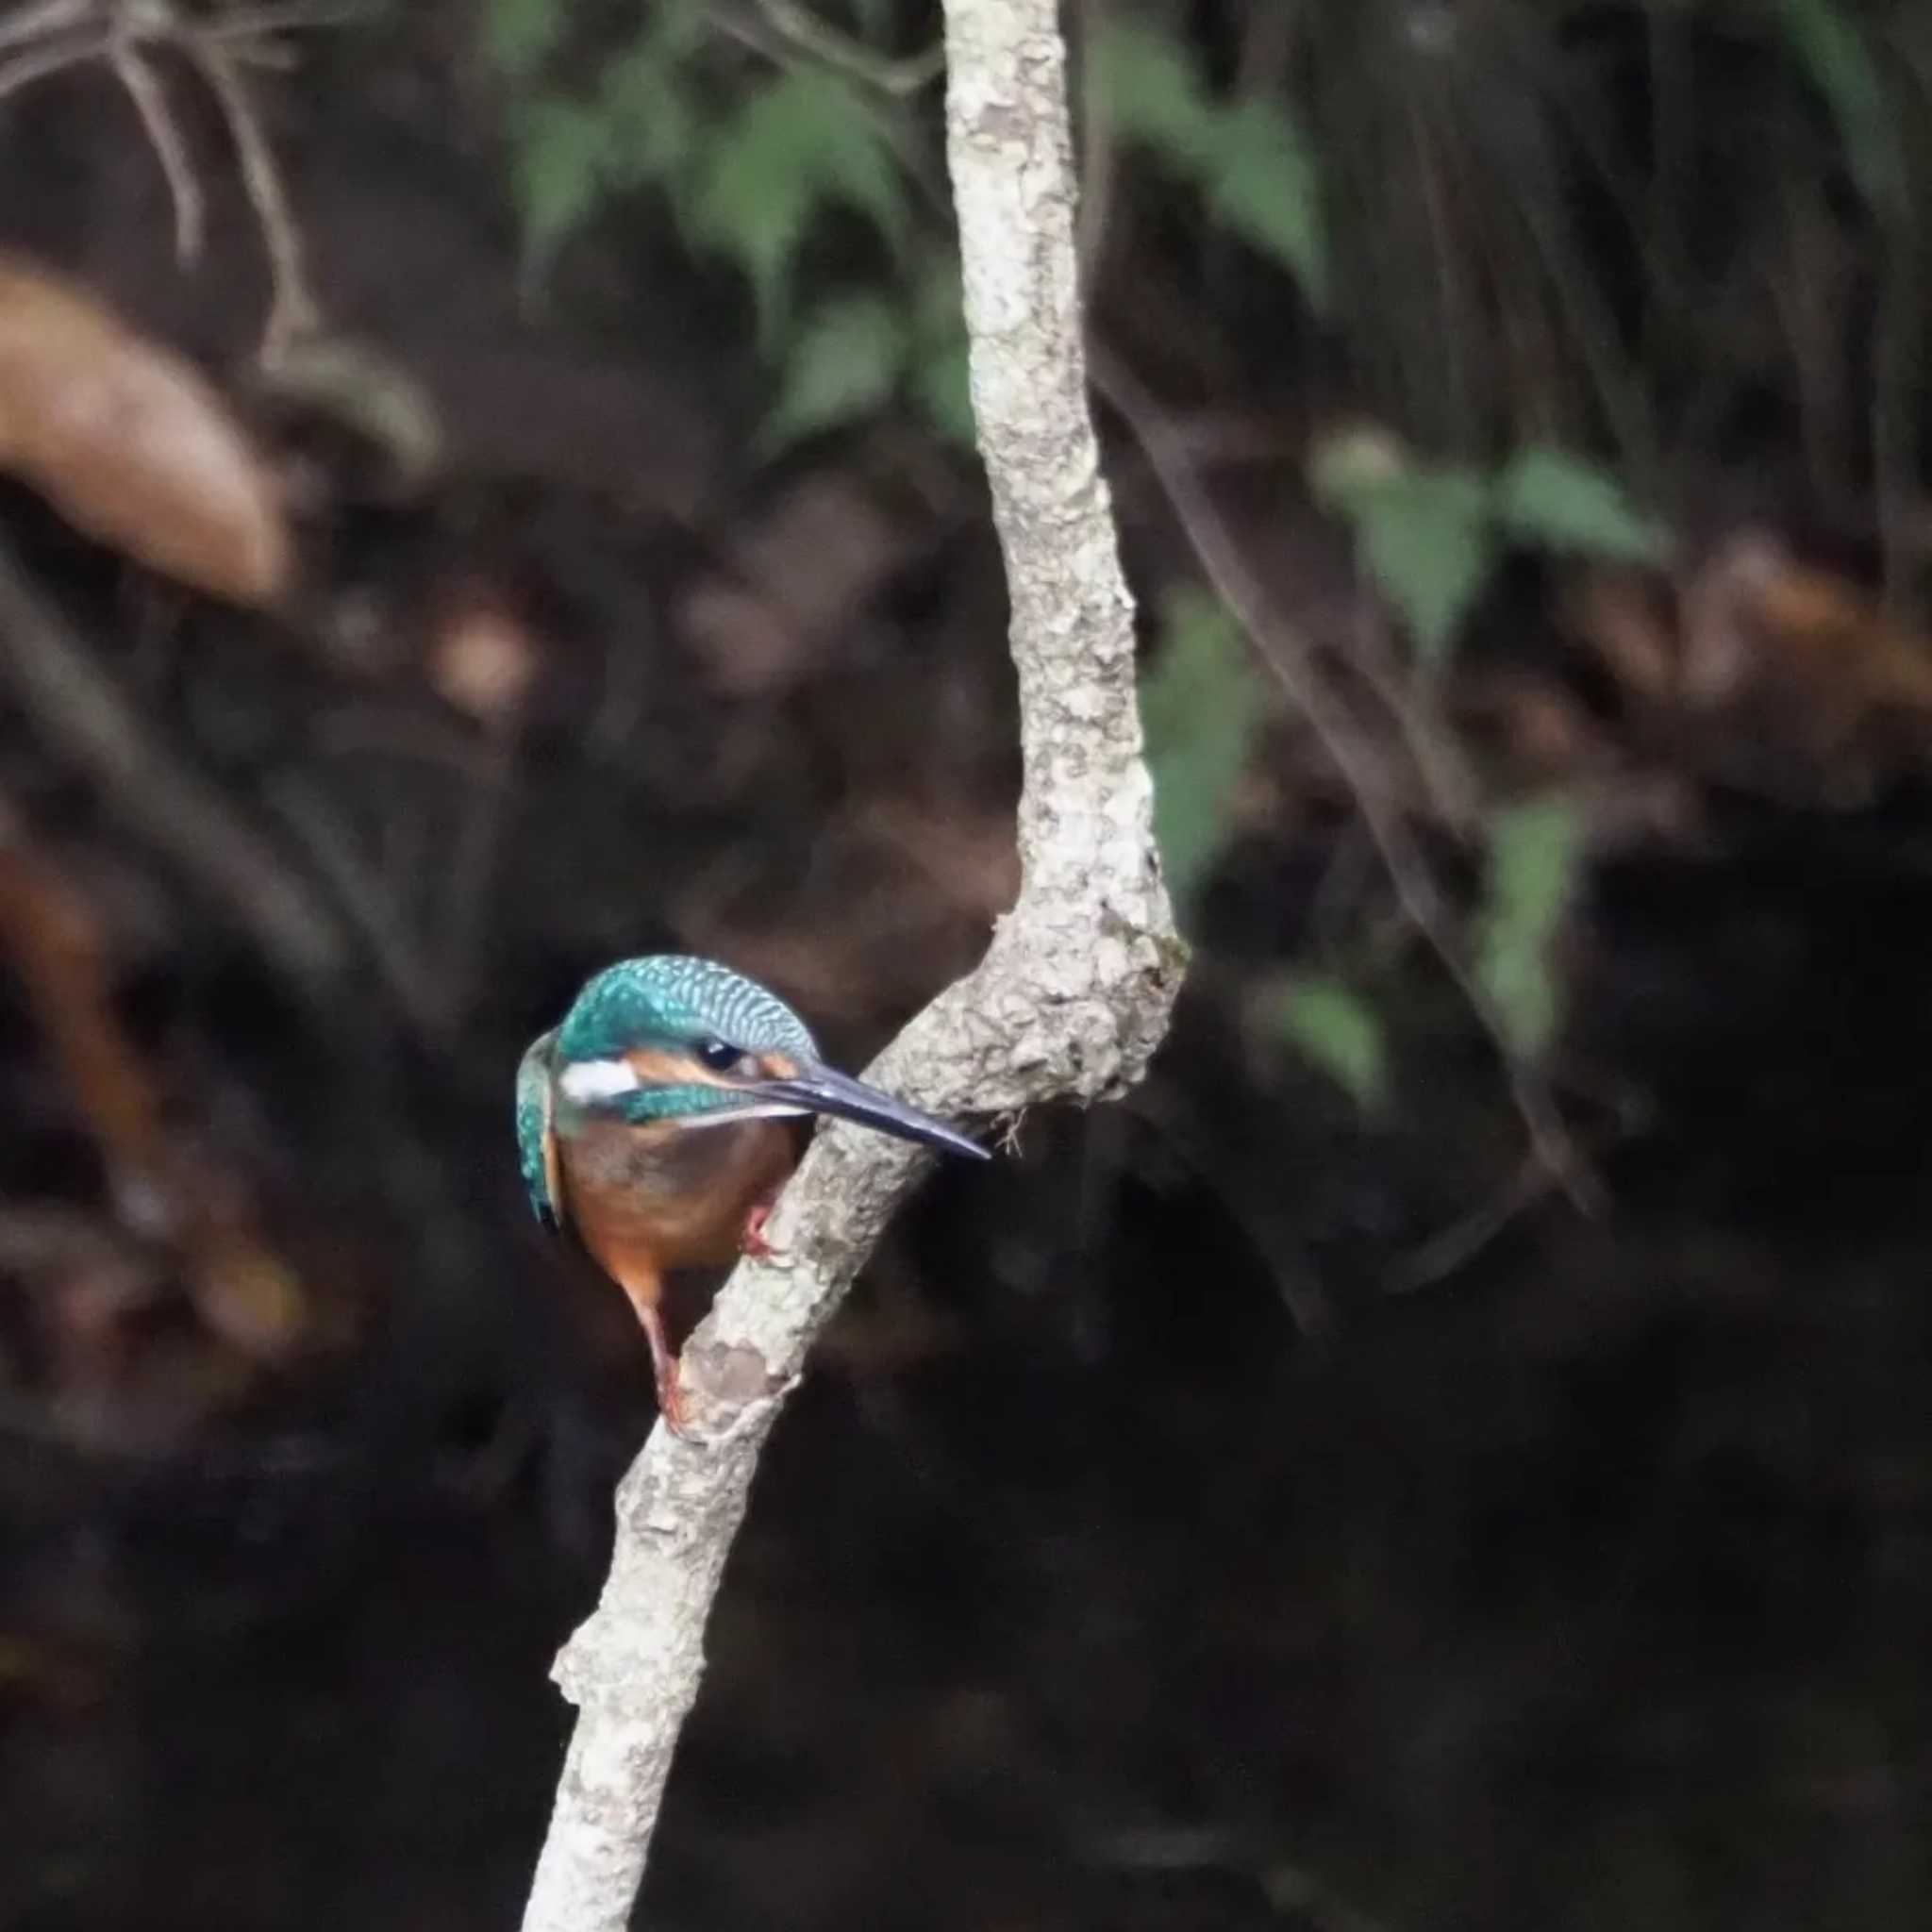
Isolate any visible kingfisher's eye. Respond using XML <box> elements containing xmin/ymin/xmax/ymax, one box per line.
<box><xmin>696</xmin><ymin>1037</ymin><xmax>744</xmax><ymax>1074</ymax></box>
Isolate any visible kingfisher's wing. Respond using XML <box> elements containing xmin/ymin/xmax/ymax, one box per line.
<box><xmin>515</xmin><ymin>1030</ymin><xmax>565</xmax><ymax>1231</ymax></box>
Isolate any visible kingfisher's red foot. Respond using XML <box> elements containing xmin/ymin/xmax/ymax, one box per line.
<box><xmin>638</xmin><ymin>1302</ymin><xmax>697</xmax><ymax>1440</ymax></box>
<box><xmin>740</xmin><ymin>1201</ymin><xmax>782</xmax><ymax>1259</ymax></box>
<box><xmin>655</xmin><ymin>1359</ymin><xmax>695</xmax><ymax>1440</ymax></box>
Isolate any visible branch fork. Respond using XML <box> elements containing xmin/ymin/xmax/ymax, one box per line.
<box><xmin>0</xmin><ymin>0</ymin><xmax>350</xmax><ymax>357</ymax></box>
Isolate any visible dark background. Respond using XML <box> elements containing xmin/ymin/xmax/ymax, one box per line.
<box><xmin>2</xmin><ymin>3</ymin><xmax>1931</xmax><ymax>1928</ymax></box>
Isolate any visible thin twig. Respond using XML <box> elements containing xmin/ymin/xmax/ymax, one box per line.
<box><xmin>198</xmin><ymin>0</ymin><xmax>375</xmax><ymax>38</ymax></box>
<box><xmin>749</xmin><ymin>0</ymin><xmax>944</xmax><ymax>94</ymax></box>
<box><xmin>0</xmin><ymin>27</ymin><xmax>102</xmax><ymax>99</ymax></box>
<box><xmin>707</xmin><ymin>4</ymin><xmax>944</xmax><ymax>198</ymax></box>
<box><xmin>0</xmin><ymin>0</ymin><xmax>343</xmax><ymax>358</ymax></box>
<box><xmin>0</xmin><ymin>0</ymin><xmax>90</xmax><ymax>58</ymax></box>
<box><xmin>185</xmin><ymin>33</ymin><xmax>319</xmax><ymax>358</ymax></box>
<box><xmin>110</xmin><ymin>40</ymin><xmax>203</xmax><ymax>261</ymax></box>
<box><xmin>1383</xmin><ymin>1153</ymin><xmax>1558</xmax><ymax>1294</ymax></box>
<box><xmin>265</xmin><ymin>777</ymin><xmax>447</xmax><ymax>1041</ymax></box>
<box><xmin>0</xmin><ymin>533</ymin><xmax>347</xmax><ymax>991</ymax></box>
<box><xmin>1091</xmin><ymin>347</ymin><xmax>1597</xmax><ymax>1208</ymax></box>
<box><xmin>1345</xmin><ymin>600</ymin><xmax>1482</xmax><ymax>831</ymax></box>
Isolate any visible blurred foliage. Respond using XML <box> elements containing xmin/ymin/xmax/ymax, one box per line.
<box><xmin>1774</xmin><ymin>0</ymin><xmax>1905</xmax><ymax>216</ymax></box>
<box><xmin>485</xmin><ymin>0</ymin><xmax>1678</xmax><ymax>1109</ymax></box>
<box><xmin>1314</xmin><ymin>446</ymin><xmax>1500</xmax><ymax>667</ymax></box>
<box><xmin>488</xmin><ymin>0</ymin><xmax>1337</xmax><ymax>451</ymax></box>
<box><xmin>758</xmin><ymin>291</ymin><xmax>907</xmax><ymax>452</ymax></box>
<box><xmin>1491</xmin><ymin>447</ymin><xmax>1670</xmax><ymax>566</ymax></box>
<box><xmin>1474</xmin><ymin>794</ymin><xmax>1587</xmax><ymax>1061</ymax></box>
<box><xmin>1089</xmin><ymin>18</ymin><xmax>1328</xmax><ymax>309</ymax></box>
<box><xmin>490</xmin><ymin>0</ymin><xmax>958</xmax><ymax>450</ymax></box>
<box><xmin>1313</xmin><ymin>429</ymin><xmax>1667</xmax><ymax>665</ymax></box>
<box><xmin>1140</xmin><ymin>585</ymin><xmax>1262</xmax><ymax>916</ymax></box>
<box><xmin>1268</xmin><ymin>973</ymin><xmax>1389</xmax><ymax>1111</ymax></box>
<box><xmin>684</xmin><ymin>68</ymin><xmax>908</xmax><ymax>341</ymax></box>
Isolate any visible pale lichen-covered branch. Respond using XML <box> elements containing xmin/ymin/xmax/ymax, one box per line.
<box><xmin>517</xmin><ymin>2</ymin><xmax>1184</xmax><ymax>1926</ymax></box>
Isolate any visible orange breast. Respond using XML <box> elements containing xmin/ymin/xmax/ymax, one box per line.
<box><xmin>558</xmin><ymin>1114</ymin><xmax>797</xmax><ymax>1305</ymax></box>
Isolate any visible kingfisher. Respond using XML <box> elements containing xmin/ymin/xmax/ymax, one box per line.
<box><xmin>517</xmin><ymin>955</ymin><xmax>988</xmax><ymax>1434</ymax></box>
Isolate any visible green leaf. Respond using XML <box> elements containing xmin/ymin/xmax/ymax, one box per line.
<box><xmin>688</xmin><ymin>72</ymin><xmax>908</xmax><ymax>341</ymax></box>
<box><xmin>509</xmin><ymin>97</ymin><xmax>610</xmax><ymax>285</ymax></box>
<box><xmin>761</xmin><ymin>295</ymin><xmax>909</xmax><ymax>452</ymax></box>
<box><xmin>1140</xmin><ymin>587</ymin><xmax>1261</xmax><ymax>913</ymax></box>
<box><xmin>484</xmin><ymin>0</ymin><xmax>566</xmax><ymax>77</ymax></box>
<box><xmin>1310</xmin><ymin>438</ymin><xmax>1499</xmax><ymax>661</ymax></box>
<box><xmin>1091</xmin><ymin>28</ymin><xmax>1325</xmax><ymax>308</ymax></box>
<box><xmin>1350</xmin><ymin>472</ymin><xmax>1499</xmax><ymax>664</ymax></box>
<box><xmin>641</xmin><ymin>0</ymin><xmax>710</xmax><ymax>63</ymax></box>
<box><xmin>598</xmin><ymin>42</ymin><xmax>698</xmax><ymax>190</ymax></box>
<box><xmin>1272</xmin><ymin>974</ymin><xmax>1389</xmax><ymax>1112</ymax></box>
<box><xmin>1774</xmin><ymin>0</ymin><xmax>1904</xmax><ymax>217</ymax></box>
<box><xmin>1474</xmin><ymin>794</ymin><xmax>1586</xmax><ymax>1059</ymax></box>
<box><xmin>1088</xmin><ymin>21</ymin><xmax>1217</xmax><ymax>160</ymax></box>
<box><xmin>1493</xmin><ymin>447</ymin><xmax>1668</xmax><ymax>565</ymax></box>
<box><xmin>1199</xmin><ymin>97</ymin><xmax>1328</xmax><ymax>311</ymax></box>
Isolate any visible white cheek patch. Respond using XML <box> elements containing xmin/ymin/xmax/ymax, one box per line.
<box><xmin>558</xmin><ymin>1058</ymin><xmax>640</xmax><ymax>1104</ymax></box>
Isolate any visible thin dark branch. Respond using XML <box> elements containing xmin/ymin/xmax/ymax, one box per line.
<box><xmin>1090</xmin><ymin>348</ymin><xmax>1597</xmax><ymax>1208</ymax></box>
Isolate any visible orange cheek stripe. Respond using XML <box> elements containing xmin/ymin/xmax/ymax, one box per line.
<box><xmin>624</xmin><ymin>1046</ymin><xmax>735</xmax><ymax>1090</ymax></box>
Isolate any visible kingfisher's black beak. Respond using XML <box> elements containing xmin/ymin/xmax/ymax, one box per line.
<box><xmin>754</xmin><ymin>1066</ymin><xmax>990</xmax><ymax>1160</ymax></box>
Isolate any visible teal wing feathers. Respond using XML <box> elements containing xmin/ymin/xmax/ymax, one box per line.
<box><xmin>516</xmin><ymin>1029</ymin><xmax>564</xmax><ymax>1230</ymax></box>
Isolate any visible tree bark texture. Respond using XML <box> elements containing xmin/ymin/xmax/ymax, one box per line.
<box><xmin>517</xmin><ymin>2</ymin><xmax>1185</xmax><ymax>1925</ymax></box>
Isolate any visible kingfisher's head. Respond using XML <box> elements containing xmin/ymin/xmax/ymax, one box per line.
<box><xmin>548</xmin><ymin>956</ymin><xmax>987</xmax><ymax>1158</ymax></box>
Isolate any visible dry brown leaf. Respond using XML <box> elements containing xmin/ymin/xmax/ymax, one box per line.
<box><xmin>0</xmin><ymin>841</ymin><xmax>168</xmax><ymax>1191</ymax></box>
<box><xmin>1568</xmin><ymin>538</ymin><xmax>1932</xmax><ymax>800</ymax></box>
<box><xmin>1674</xmin><ymin>533</ymin><xmax>1932</xmax><ymax>784</ymax></box>
<box><xmin>1681</xmin><ymin>534</ymin><xmax>1932</xmax><ymax>714</ymax></box>
<box><xmin>1566</xmin><ymin>567</ymin><xmax>1678</xmax><ymax>700</ymax></box>
<box><xmin>1461</xmin><ymin>670</ymin><xmax>1609</xmax><ymax>780</ymax></box>
<box><xmin>0</xmin><ymin>838</ymin><xmax>310</xmax><ymax>1364</ymax></box>
<box><xmin>0</xmin><ymin>255</ymin><xmax>291</xmax><ymax>606</ymax></box>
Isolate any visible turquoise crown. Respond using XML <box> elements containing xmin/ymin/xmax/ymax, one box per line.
<box><xmin>556</xmin><ymin>955</ymin><xmax>818</xmax><ymax>1068</ymax></box>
